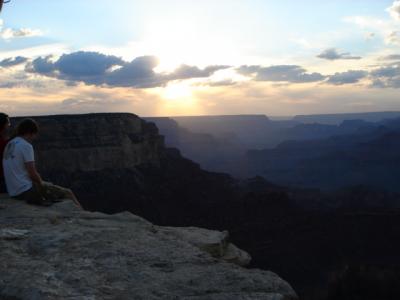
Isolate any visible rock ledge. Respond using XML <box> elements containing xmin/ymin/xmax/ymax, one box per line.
<box><xmin>0</xmin><ymin>196</ymin><xmax>297</xmax><ymax>300</ymax></box>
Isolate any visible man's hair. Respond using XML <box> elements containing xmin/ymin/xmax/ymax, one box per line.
<box><xmin>0</xmin><ymin>112</ymin><xmax>9</xmax><ymax>131</ymax></box>
<box><xmin>16</xmin><ymin>118</ymin><xmax>39</xmax><ymax>136</ymax></box>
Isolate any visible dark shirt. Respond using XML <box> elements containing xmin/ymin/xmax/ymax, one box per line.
<box><xmin>0</xmin><ymin>137</ymin><xmax>8</xmax><ymax>193</ymax></box>
<box><xmin>0</xmin><ymin>137</ymin><xmax>7</xmax><ymax>174</ymax></box>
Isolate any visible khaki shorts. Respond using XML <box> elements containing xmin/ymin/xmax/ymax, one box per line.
<box><xmin>15</xmin><ymin>181</ymin><xmax>72</xmax><ymax>205</ymax></box>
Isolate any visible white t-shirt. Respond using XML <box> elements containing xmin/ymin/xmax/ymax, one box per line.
<box><xmin>3</xmin><ymin>137</ymin><xmax>34</xmax><ymax>196</ymax></box>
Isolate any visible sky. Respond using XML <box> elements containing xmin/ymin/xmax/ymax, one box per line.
<box><xmin>1</xmin><ymin>0</ymin><xmax>400</xmax><ymax>117</ymax></box>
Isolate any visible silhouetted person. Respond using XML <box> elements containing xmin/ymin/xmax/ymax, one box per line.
<box><xmin>3</xmin><ymin>118</ymin><xmax>81</xmax><ymax>207</ymax></box>
<box><xmin>0</xmin><ymin>113</ymin><xmax>10</xmax><ymax>193</ymax></box>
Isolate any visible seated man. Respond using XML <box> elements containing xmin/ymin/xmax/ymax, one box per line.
<box><xmin>3</xmin><ymin>118</ymin><xmax>81</xmax><ymax>207</ymax></box>
<box><xmin>0</xmin><ymin>112</ymin><xmax>10</xmax><ymax>193</ymax></box>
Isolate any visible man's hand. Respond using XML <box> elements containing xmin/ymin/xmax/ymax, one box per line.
<box><xmin>25</xmin><ymin>161</ymin><xmax>43</xmax><ymax>186</ymax></box>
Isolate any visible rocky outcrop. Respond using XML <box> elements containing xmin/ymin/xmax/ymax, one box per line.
<box><xmin>12</xmin><ymin>113</ymin><xmax>164</xmax><ymax>174</ymax></box>
<box><xmin>0</xmin><ymin>196</ymin><xmax>297</xmax><ymax>300</ymax></box>
<box><xmin>160</xmin><ymin>227</ymin><xmax>252</xmax><ymax>267</ymax></box>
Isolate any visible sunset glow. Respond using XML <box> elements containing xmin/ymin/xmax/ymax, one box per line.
<box><xmin>1</xmin><ymin>0</ymin><xmax>400</xmax><ymax>117</ymax></box>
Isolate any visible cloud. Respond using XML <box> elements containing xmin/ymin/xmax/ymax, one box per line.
<box><xmin>26</xmin><ymin>56</ymin><xmax>56</xmax><ymax>74</ymax></box>
<box><xmin>371</xmin><ymin>63</ymin><xmax>400</xmax><ymax>78</ymax></box>
<box><xmin>0</xmin><ymin>56</ymin><xmax>28</xmax><ymax>68</ymax></box>
<box><xmin>379</xmin><ymin>54</ymin><xmax>400</xmax><ymax>60</ymax></box>
<box><xmin>0</xmin><ymin>70</ymin><xmax>55</xmax><ymax>89</ymax></box>
<box><xmin>326</xmin><ymin>70</ymin><xmax>367</xmax><ymax>85</ymax></box>
<box><xmin>387</xmin><ymin>0</ymin><xmax>400</xmax><ymax>20</ymax></box>
<box><xmin>344</xmin><ymin>15</ymin><xmax>397</xmax><ymax>46</ymax></box>
<box><xmin>194</xmin><ymin>79</ymin><xmax>236</xmax><ymax>87</ymax></box>
<box><xmin>207</xmin><ymin>79</ymin><xmax>236</xmax><ymax>87</ymax></box>
<box><xmin>386</xmin><ymin>31</ymin><xmax>400</xmax><ymax>44</ymax></box>
<box><xmin>0</xmin><ymin>80</ymin><xmax>47</xmax><ymax>89</ymax></box>
<box><xmin>167</xmin><ymin>64</ymin><xmax>230</xmax><ymax>81</ymax></box>
<box><xmin>27</xmin><ymin>51</ymin><xmax>229</xmax><ymax>88</ymax></box>
<box><xmin>365</xmin><ymin>32</ymin><xmax>376</xmax><ymax>40</ymax></box>
<box><xmin>370</xmin><ymin>79</ymin><xmax>387</xmax><ymax>88</ymax></box>
<box><xmin>0</xmin><ymin>19</ymin><xmax>43</xmax><ymax>40</ymax></box>
<box><xmin>55</xmin><ymin>51</ymin><xmax>125</xmax><ymax>78</ymax></box>
<box><xmin>0</xmin><ymin>82</ymin><xmax>18</xmax><ymax>88</ymax></box>
<box><xmin>61</xmin><ymin>97</ymin><xmax>131</xmax><ymax>109</ymax></box>
<box><xmin>369</xmin><ymin>62</ymin><xmax>400</xmax><ymax>88</ymax></box>
<box><xmin>317</xmin><ymin>48</ymin><xmax>362</xmax><ymax>60</ymax></box>
<box><xmin>346</xmin><ymin>4</ymin><xmax>400</xmax><ymax>46</ymax></box>
<box><xmin>237</xmin><ymin>65</ymin><xmax>325</xmax><ymax>83</ymax></box>
<box><xmin>0</xmin><ymin>96</ymin><xmax>133</xmax><ymax>116</ymax></box>
<box><xmin>370</xmin><ymin>63</ymin><xmax>400</xmax><ymax>88</ymax></box>
<box><xmin>103</xmin><ymin>55</ymin><xmax>162</xmax><ymax>88</ymax></box>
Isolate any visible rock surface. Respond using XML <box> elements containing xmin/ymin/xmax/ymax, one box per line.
<box><xmin>0</xmin><ymin>197</ymin><xmax>297</xmax><ymax>300</ymax></box>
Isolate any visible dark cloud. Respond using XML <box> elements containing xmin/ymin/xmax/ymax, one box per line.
<box><xmin>237</xmin><ymin>65</ymin><xmax>263</xmax><ymax>76</ymax></box>
<box><xmin>0</xmin><ymin>56</ymin><xmax>28</xmax><ymax>68</ymax></box>
<box><xmin>326</xmin><ymin>70</ymin><xmax>367</xmax><ymax>85</ymax></box>
<box><xmin>104</xmin><ymin>56</ymin><xmax>162</xmax><ymax>88</ymax></box>
<box><xmin>370</xmin><ymin>79</ymin><xmax>387</xmax><ymax>89</ymax></box>
<box><xmin>26</xmin><ymin>52</ymin><xmax>125</xmax><ymax>85</ymax></box>
<box><xmin>27</xmin><ymin>51</ymin><xmax>229</xmax><ymax>88</ymax></box>
<box><xmin>26</xmin><ymin>56</ymin><xmax>56</xmax><ymax>74</ymax></box>
<box><xmin>317</xmin><ymin>48</ymin><xmax>362</xmax><ymax>60</ymax></box>
<box><xmin>238</xmin><ymin>65</ymin><xmax>325</xmax><ymax>83</ymax></box>
<box><xmin>249</xmin><ymin>63</ymin><xmax>400</xmax><ymax>88</ymax></box>
<box><xmin>379</xmin><ymin>54</ymin><xmax>400</xmax><ymax>61</ymax></box>
<box><xmin>370</xmin><ymin>63</ymin><xmax>400</xmax><ymax>78</ymax></box>
<box><xmin>168</xmin><ymin>64</ymin><xmax>230</xmax><ymax>80</ymax></box>
<box><xmin>370</xmin><ymin>63</ymin><xmax>400</xmax><ymax>88</ymax></box>
<box><xmin>55</xmin><ymin>51</ymin><xmax>125</xmax><ymax>78</ymax></box>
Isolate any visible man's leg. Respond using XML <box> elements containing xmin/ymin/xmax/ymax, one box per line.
<box><xmin>16</xmin><ymin>185</ymin><xmax>52</xmax><ymax>206</ymax></box>
<box><xmin>42</xmin><ymin>182</ymin><xmax>82</xmax><ymax>208</ymax></box>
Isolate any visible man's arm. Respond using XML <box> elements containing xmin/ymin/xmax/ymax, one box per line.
<box><xmin>25</xmin><ymin>161</ymin><xmax>43</xmax><ymax>186</ymax></box>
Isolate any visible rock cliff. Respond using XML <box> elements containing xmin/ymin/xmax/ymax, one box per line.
<box><xmin>12</xmin><ymin>113</ymin><xmax>164</xmax><ymax>174</ymax></box>
<box><xmin>0</xmin><ymin>196</ymin><xmax>297</xmax><ymax>300</ymax></box>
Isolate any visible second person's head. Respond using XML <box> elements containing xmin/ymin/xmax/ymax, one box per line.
<box><xmin>16</xmin><ymin>118</ymin><xmax>39</xmax><ymax>142</ymax></box>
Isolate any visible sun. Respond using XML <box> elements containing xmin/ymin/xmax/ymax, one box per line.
<box><xmin>148</xmin><ymin>81</ymin><xmax>203</xmax><ymax>116</ymax></box>
<box><xmin>163</xmin><ymin>82</ymin><xmax>192</xmax><ymax>100</ymax></box>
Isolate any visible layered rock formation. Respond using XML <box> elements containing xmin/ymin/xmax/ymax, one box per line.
<box><xmin>144</xmin><ymin>117</ymin><xmax>247</xmax><ymax>175</ymax></box>
<box><xmin>13</xmin><ymin>113</ymin><xmax>164</xmax><ymax>174</ymax></box>
<box><xmin>246</xmin><ymin>117</ymin><xmax>400</xmax><ymax>192</ymax></box>
<box><xmin>0</xmin><ymin>196</ymin><xmax>297</xmax><ymax>300</ymax></box>
<box><xmin>146</xmin><ymin>116</ymin><xmax>375</xmax><ymax>178</ymax></box>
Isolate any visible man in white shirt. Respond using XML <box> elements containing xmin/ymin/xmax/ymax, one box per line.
<box><xmin>3</xmin><ymin>118</ymin><xmax>80</xmax><ymax>207</ymax></box>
